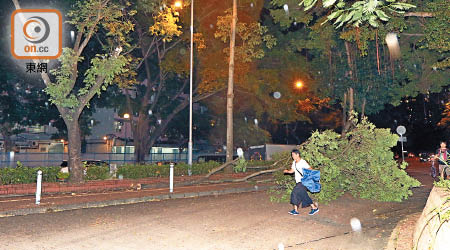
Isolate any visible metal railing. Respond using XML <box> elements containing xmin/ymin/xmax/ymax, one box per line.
<box><xmin>0</xmin><ymin>152</ymin><xmax>190</xmax><ymax>168</ymax></box>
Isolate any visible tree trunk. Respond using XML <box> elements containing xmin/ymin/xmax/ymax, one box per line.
<box><xmin>225</xmin><ymin>0</ymin><xmax>237</xmax><ymax>171</ymax></box>
<box><xmin>67</xmin><ymin>117</ymin><xmax>83</xmax><ymax>183</ymax></box>
<box><xmin>361</xmin><ymin>98</ymin><xmax>366</xmax><ymax>118</ymax></box>
<box><xmin>134</xmin><ymin>112</ymin><xmax>150</xmax><ymax>163</ymax></box>
<box><xmin>342</xmin><ymin>92</ymin><xmax>347</xmax><ymax>133</ymax></box>
<box><xmin>344</xmin><ymin>41</ymin><xmax>353</xmax><ymax>79</ymax></box>
<box><xmin>0</xmin><ymin>127</ymin><xmax>14</xmax><ymax>153</ymax></box>
<box><xmin>3</xmin><ymin>133</ymin><xmax>13</xmax><ymax>153</ymax></box>
<box><xmin>341</xmin><ymin>88</ymin><xmax>354</xmax><ymax>136</ymax></box>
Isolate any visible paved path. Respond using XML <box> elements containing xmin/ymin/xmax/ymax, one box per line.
<box><xmin>0</xmin><ymin>159</ymin><xmax>433</xmax><ymax>249</ymax></box>
<box><xmin>0</xmin><ymin>181</ymin><xmax>273</xmax><ymax>217</ymax></box>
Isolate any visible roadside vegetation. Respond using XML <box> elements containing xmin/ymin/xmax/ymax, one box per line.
<box><xmin>270</xmin><ymin>114</ymin><xmax>421</xmax><ymax>203</ymax></box>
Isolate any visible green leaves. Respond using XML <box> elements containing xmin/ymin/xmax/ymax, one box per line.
<box><xmin>271</xmin><ymin>115</ymin><xmax>420</xmax><ymax>203</ymax></box>
<box><xmin>47</xmin><ymin>0</ymin><xmax>135</xmax><ymax>115</ymax></box>
<box><xmin>46</xmin><ymin>48</ymin><xmax>82</xmax><ymax>109</ymax></box>
<box><xmin>81</xmin><ymin>54</ymin><xmax>129</xmax><ymax>97</ymax></box>
<box><xmin>301</xmin><ymin>0</ymin><xmax>416</xmax><ymax>29</ymax></box>
<box><xmin>300</xmin><ymin>0</ymin><xmax>319</xmax><ymax>11</ymax></box>
<box><xmin>420</xmin><ymin>0</ymin><xmax>450</xmax><ymax>69</ymax></box>
<box><xmin>215</xmin><ymin>14</ymin><xmax>276</xmax><ymax>63</ymax></box>
<box><xmin>375</xmin><ymin>10</ymin><xmax>390</xmax><ymax>21</ymax></box>
<box><xmin>233</xmin><ymin>158</ymin><xmax>248</xmax><ymax>173</ymax></box>
<box><xmin>322</xmin><ymin>0</ymin><xmax>337</xmax><ymax>9</ymax></box>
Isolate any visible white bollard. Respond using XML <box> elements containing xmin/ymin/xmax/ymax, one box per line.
<box><xmin>278</xmin><ymin>242</ymin><xmax>284</xmax><ymax>250</ymax></box>
<box><xmin>169</xmin><ymin>163</ymin><xmax>174</xmax><ymax>193</ymax></box>
<box><xmin>350</xmin><ymin>217</ymin><xmax>362</xmax><ymax>232</ymax></box>
<box><xmin>35</xmin><ymin>170</ymin><xmax>42</xmax><ymax>205</ymax></box>
<box><xmin>9</xmin><ymin>151</ymin><xmax>14</xmax><ymax>167</ymax></box>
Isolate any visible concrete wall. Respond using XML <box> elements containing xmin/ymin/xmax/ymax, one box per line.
<box><xmin>413</xmin><ymin>186</ymin><xmax>450</xmax><ymax>250</ymax></box>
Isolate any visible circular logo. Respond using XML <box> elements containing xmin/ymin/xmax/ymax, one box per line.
<box><xmin>23</xmin><ymin>16</ymin><xmax>50</xmax><ymax>44</ymax></box>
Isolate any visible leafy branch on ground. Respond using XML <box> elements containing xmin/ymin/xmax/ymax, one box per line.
<box><xmin>270</xmin><ymin>113</ymin><xmax>420</xmax><ymax>204</ymax></box>
<box><xmin>233</xmin><ymin>158</ymin><xmax>248</xmax><ymax>173</ymax></box>
<box><xmin>435</xmin><ymin>178</ymin><xmax>450</xmax><ymax>191</ymax></box>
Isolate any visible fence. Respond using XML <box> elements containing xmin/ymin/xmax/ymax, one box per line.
<box><xmin>0</xmin><ymin>152</ymin><xmax>189</xmax><ymax>168</ymax></box>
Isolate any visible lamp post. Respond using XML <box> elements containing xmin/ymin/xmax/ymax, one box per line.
<box><xmin>174</xmin><ymin>0</ymin><xmax>193</xmax><ymax>175</ymax></box>
<box><xmin>188</xmin><ymin>0</ymin><xmax>193</xmax><ymax>175</ymax></box>
<box><xmin>123</xmin><ymin>113</ymin><xmax>130</xmax><ymax>163</ymax></box>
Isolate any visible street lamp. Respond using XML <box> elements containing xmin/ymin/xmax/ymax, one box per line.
<box><xmin>174</xmin><ymin>0</ymin><xmax>193</xmax><ymax>175</ymax></box>
<box><xmin>174</xmin><ymin>1</ymin><xmax>182</xmax><ymax>8</ymax></box>
<box><xmin>123</xmin><ymin>113</ymin><xmax>130</xmax><ymax>163</ymax></box>
<box><xmin>295</xmin><ymin>80</ymin><xmax>303</xmax><ymax>89</ymax></box>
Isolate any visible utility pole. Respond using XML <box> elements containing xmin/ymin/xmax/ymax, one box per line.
<box><xmin>226</xmin><ymin>0</ymin><xmax>237</xmax><ymax>166</ymax></box>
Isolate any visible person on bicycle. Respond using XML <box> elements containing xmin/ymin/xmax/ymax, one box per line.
<box><xmin>435</xmin><ymin>141</ymin><xmax>450</xmax><ymax>180</ymax></box>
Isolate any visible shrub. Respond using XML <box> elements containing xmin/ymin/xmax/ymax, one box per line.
<box><xmin>0</xmin><ymin>162</ymin><xmax>60</xmax><ymax>185</ymax></box>
<box><xmin>57</xmin><ymin>171</ymin><xmax>70</xmax><ymax>180</ymax></box>
<box><xmin>39</xmin><ymin>166</ymin><xmax>60</xmax><ymax>183</ymax></box>
<box><xmin>233</xmin><ymin>158</ymin><xmax>248</xmax><ymax>173</ymax></box>
<box><xmin>85</xmin><ymin>165</ymin><xmax>110</xmax><ymax>180</ymax></box>
<box><xmin>271</xmin><ymin>115</ymin><xmax>420</xmax><ymax>204</ymax></box>
<box><xmin>117</xmin><ymin>161</ymin><xmax>220</xmax><ymax>179</ymax></box>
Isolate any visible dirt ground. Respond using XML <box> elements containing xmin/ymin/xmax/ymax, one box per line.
<box><xmin>0</xmin><ymin>159</ymin><xmax>432</xmax><ymax>250</ymax></box>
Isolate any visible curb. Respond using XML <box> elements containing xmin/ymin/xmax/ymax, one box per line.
<box><xmin>385</xmin><ymin>212</ymin><xmax>421</xmax><ymax>250</ymax></box>
<box><xmin>0</xmin><ymin>184</ymin><xmax>273</xmax><ymax>218</ymax></box>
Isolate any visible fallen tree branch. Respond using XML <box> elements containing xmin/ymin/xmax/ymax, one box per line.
<box><xmin>193</xmin><ymin>158</ymin><xmax>288</xmax><ymax>184</ymax></box>
<box><xmin>199</xmin><ymin>177</ymin><xmax>276</xmax><ymax>185</ymax></box>
<box><xmin>404</xmin><ymin>12</ymin><xmax>433</xmax><ymax>18</ymax></box>
<box><xmin>192</xmin><ymin>158</ymin><xmax>239</xmax><ymax>184</ymax></box>
<box><xmin>402</xmin><ymin>33</ymin><xmax>425</xmax><ymax>37</ymax></box>
<box><xmin>232</xmin><ymin>158</ymin><xmax>288</xmax><ymax>181</ymax></box>
<box><xmin>232</xmin><ymin>166</ymin><xmax>285</xmax><ymax>182</ymax></box>
<box><xmin>246</xmin><ymin>165</ymin><xmax>273</xmax><ymax>170</ymax></box>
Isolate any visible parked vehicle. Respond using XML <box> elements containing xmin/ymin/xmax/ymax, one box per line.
<box><xmin>194</xmin><ymin>154</ymin><xmax>237</xmax><ymax>163</ymax></box>
<box><xmin>60</xmin><ymin>160</ymin><xmax>109</xmax><ymax>175</ymax></box>
<box><xmin>60</xmin><ymin>160</ymin><xmax>109</xmax><ymax>167</ymax></box>
<box><xmin>418</xmin><ymin>152</ymin><xmax>433</xmax><ymax>162</ymax></box>
<box><xmin>248</xmin><ymin>144</ymin><xmax>298</xmax><ymax>161</ymax></box>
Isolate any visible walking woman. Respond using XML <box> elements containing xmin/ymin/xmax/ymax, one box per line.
<box><xmin>283</xmin><ymin>149</ymin><xmax>319</xmax><ymax>215</ymax></box>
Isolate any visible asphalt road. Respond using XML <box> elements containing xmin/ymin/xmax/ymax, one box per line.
<box><xmin>0</xmin><ymin>185</ymin><xmax>430</xmax><ymax>250</ymax></box>
<box><xmin>0</xmin><ymin>160</ymin><xmax>433</xmax><ymax>250</ymax></box>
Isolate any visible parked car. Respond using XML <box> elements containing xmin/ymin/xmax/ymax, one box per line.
<box><xmin>248</xmin><ymin>144</ymin><xmax>298</xmax><ymax>161</ymax></box>
<box><xmin>60</xmin><ymin>160</ymin><xmax>109</xmax><ymax>167</ymax></box>
<box><xmin>194</xmin><ymin>154</ymin><xmax>238</xmax><ymax>163</ymax></box>
<box><xmin>418</xmin><ymin>152</ymin><xmax>433</xmax><ymax>162</ymax></box>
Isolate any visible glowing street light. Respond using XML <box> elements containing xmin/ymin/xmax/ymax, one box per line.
<box><xmin>174</xmin><ymin>1</ymin><xmax>182</xmax><ymax>8</ymax></box>
<box><xmin>123</xmin><ymin>113</ymin><xmax>130</xmax><ymax>119</ymax></box>
<box><xmin>295</xmin><ymin>81</ymin><xmax>303</xmax><ymax>89</ymax></box>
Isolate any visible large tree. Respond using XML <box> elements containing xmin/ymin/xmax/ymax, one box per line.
<box><xmin>113</xmin><ymin>1</ymin><xmax>221</xmax><ymax>164</ymax></box>
<box><xmin>120</xmin><ymin>0</ymin><xmax>279</xmax><ymax>163</ymax></box>
<box><xmin>13</xmin><ymin>0</ymin><xmax>134</xmax><ymax>182</ymax></box>
<box><xmin>269</xmin><ymin>0</ymin><xmax>449</xmax><ymax>135</ymax></box>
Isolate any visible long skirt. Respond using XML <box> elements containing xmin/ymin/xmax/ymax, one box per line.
<box><xmin>290</xmin><ymin>182</ymin><xmax>313</xmax><ymax>208</ymax></box>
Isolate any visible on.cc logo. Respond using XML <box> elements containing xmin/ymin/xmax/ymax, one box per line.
<box><xmin>23</xmin><ymin>16</ymin><xmax>51</xmax><ymax>44</ymax></box>
<box><xmin>11</xmin><ymin>9</ymin><xmax>62</xmax><ymax>60</ymax></box>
